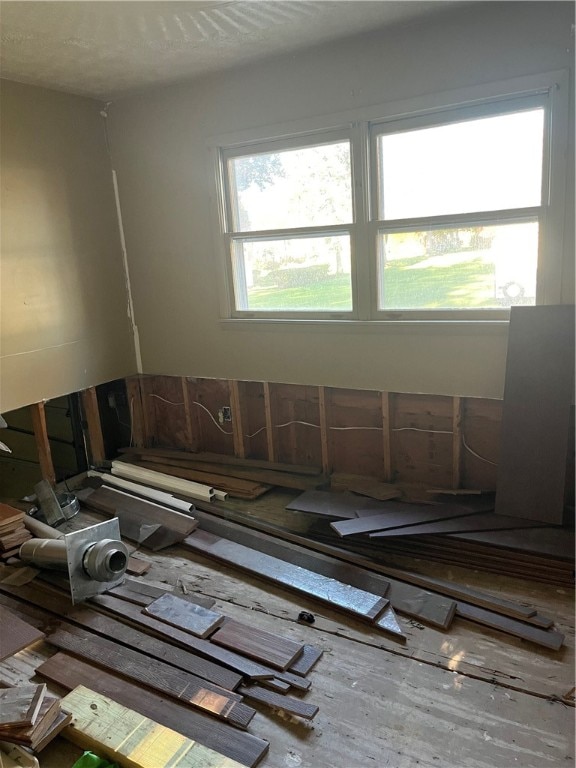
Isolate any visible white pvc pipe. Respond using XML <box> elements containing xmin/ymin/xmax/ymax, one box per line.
<box><xmin>100</xmin><ymin>486</ymin><xmax>197</xmax><ymax>523</ymax></box>
<box><xmin>111</xmin><ymin>461</ymin><xmax>215</xmax><ymax>503</ymax></box>
<box><xmin>88</xmin><ymin>471</ymin><xmax>194</xmax><ymax>513</ymax></box>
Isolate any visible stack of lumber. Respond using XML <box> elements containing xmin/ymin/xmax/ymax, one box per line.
<box><xmin>118</xmin><ymin>447</ymin><xmax>327</xmax><ymax>497</ymax></box>
<box><xmin>286</xmin><ymin>489</ymin><xmax>574</xmax><ymax>586</ymax></box>
<box><xmin>0</xmin><ymin>684</ymin><xmax>71</xmax><ymax>752</ymax></box>
<box><xmin>188</xmin><ymin>502</ymin><xmax>567</xmax><ymax>652</ymax></box>
<box><xmin>0</xmin><ymin>576</ymin><xmax>324</xmax><ymax>767</ymax></box>
<box><xmin>0</xmin><ymin>504</ymin><xmax>32</xmax><ymax>562</ymax></box>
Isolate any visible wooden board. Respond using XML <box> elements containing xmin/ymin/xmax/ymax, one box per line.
<box><xmin>288</xmin><ymin>644</ymin><xmax>323</xmax><ymax>677</ymax></box>
<box><xmin>144</xmin><ymin>593</ymin><xmax>224</xmax><ymax>638</ymax></box>
<box><xmin>60</xmin><ymin>686</ymin><xmax>247</xmax><ymax>768</ymax></box>
<box><xmin>369</xmin><ymin>512</ymin><xmax>546</xmax><ymax>538</ymax></box>
<box><xmin>331</xmin><ymin>503</ymin><xmax>481</xmax><ymax>537</ymax></box>
<box><xmin>455</xmin><ymin>602</ymin><xmax>565</xmax><ymax>651</ymax></box>
<box><xmin>127</xmin><ymin>557</ymin><xmax>151</xmax><ymax>576</ymax></box>
<box><xmin>447</xmin><ymin>527</ymin><xmax>575</xmax><ymax>561</ymax></box>
<box><xmin>330</xmin><ymin>473</ymin><xmax>402</xmax><ymax>501</ymax></box>
<box><xmin>36</xmin><ymin>654</ymin><xmax>269</xmax><ymax>767</ymax></box>
<box><xmin>210</xmin><ymin>619</ymin><xmax>304</xmax><ymax>671</ymax></box>
<box><xmin>47</xmin><ymin>627</ymin><xmax>255</xmax><ymax>729</ymax></box>
<box><xmin>66</xmin><ymin>607</ymin><xmax>243</xmax><ymax>691</ymax></box>
<box><xmin>184</xmin><ymin>529</ymin><xmax>390</xmax><ymax>623</ymax></box>
<box><xmin>237</xmin><ymin>685</ymin><xmax>318</xmax><ymax>720</ymax></box>
<box><xmin>495</xmin><ymin>305</ymin><xmax>575</xmax><ymax>524</ymax></box>
<box><xmin>0</xmin><ymin>606</ymin><xmax>45</xmax><ymax>661</ymax></box>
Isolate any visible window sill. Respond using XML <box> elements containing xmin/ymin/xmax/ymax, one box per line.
<box><xmin>218</xmin><ymin>317</ymin><xmax>509</xmax><ymax>334</ymax></box>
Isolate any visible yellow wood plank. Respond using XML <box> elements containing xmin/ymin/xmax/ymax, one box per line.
<box><xmin>60</xmin><ymin>686</ymin><xmax>244</xmax><ymax>768</ymax></box>
<box><xmin>29</xmin><ymin>402</ymin><xmax>56</xmax><ymax>485</ymax></box>
<box><xmin>81</xmin><ymin>387</ymin><xmax>106</xmax><ymax>465</ymax></box>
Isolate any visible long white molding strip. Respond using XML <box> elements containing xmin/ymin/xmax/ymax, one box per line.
<box><xmin>111</xmin><ymin>460</ymin><xmax>215</xmax><ymax>503</ymax></box>
<box><xmin>87</xmin><ymin>470</ymin><xmax>194</xmax><ymax>513</ymax></box>
<box><xmin>98</xmin><ymin>486</ymin><xmax>199</xmax><ymax>524</ymax></box>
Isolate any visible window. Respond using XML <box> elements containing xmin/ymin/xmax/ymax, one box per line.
<box><xmin>216</xmin><ymin>75</ymin><xmax>566</xmax><ymax>322</ymax></box>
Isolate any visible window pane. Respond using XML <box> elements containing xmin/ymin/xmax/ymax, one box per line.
<box><xmin>228</xmin><ymin>141</ymin><xmax>352</xmax><ymax>231</ymax></box>
<box><xmin>378</xmin><ymin>110</ymin><xmax>544</xmax><ymax>219</ymax></box>
<box><xmin>232</xmin><ymin>234</ymin><xmax>352</xmax><ymax>311</ymax></box>
<box><xmin>378</xmin><ymin>221</ymin><xmax>538</xmax><ymax>310</ymax></box>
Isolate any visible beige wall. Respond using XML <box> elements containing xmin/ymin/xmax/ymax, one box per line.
<box><xmin>0</xmin><ymin>81</ymin><xmax>138</xmax><ymax>413</ymax></box>
<box><xmin>108</xmin><ymin>2</ymin><xmax>574</xmax><ymax>399</ymax></box>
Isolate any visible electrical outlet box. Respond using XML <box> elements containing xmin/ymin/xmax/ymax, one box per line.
<box><xmin>221</xmin><ymin>406</ymin><xmax>232</xmax><ymax>422</ymax></box>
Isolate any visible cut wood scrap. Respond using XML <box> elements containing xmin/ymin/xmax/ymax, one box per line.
<box><xmin>455</xmin><ymin>602</ymin><xmax>565</xmax><ymax>651</ymax></box>
<box><xmin>331</xmin><ymin>502</ymin><xmax>482</xmax><ymax>537</ymax></box>
<box><xmin>47</xmin><ymin>628</ymin><xmax>256</xmax><ymax>729</ymax></box>
<box><xmin>0</xmin><ymin>685</ymin><xmax>46</xmax><ymax>728</ymax></box>
<box><xmin>184</xmin><ymin>529</ymin><xmax>390</xmax><ymax>625</ymax></box>
<box><xmin>0</xmin><ymin>606</ymin><xmax>45</xmax><ymax>661</ymax></box>
<box><xmin>238</xmin><ymin>685</ymin><xmax>319</xmax><ymax>720</ymax></box>
<box><xmin>111</xmin><ymin>460</ymin><xmax>215</xmax><ymax>503</ymax></box>
<box><xmin>126</xmin><ymin>557</ymin><xmax>151</xmax><ymax>576</ymax></box>
<box><xmin>210</xmin><ymin>618</ymin><xmax>305</xmax><ymax>671</ymax></box>
<box><xmin>2</xmin><ymin>695</ymin><xmax>62</xmax><ymax>749</ymax></box>
<box><xmin>288</xmin><ymin>645</ymin><xmax>323</xmax><ymax>677</ymax></box>
<box><xmin>65</xmin><ymin>608</ymin><xmax>243</xmax><ymax>691</ymax></box>
<box><xmin>144</xmin><ymin>593</ymin><xmax>224</xmax><ymax>638</ymax></box>
<box><xmin>285</xmin><ymin>489</ymin><xmax>387</xmax><ymax>519</ymax></box>
<box><xmin>128</xmin><ymin>455</ymin><xmax>324</xmax><ymax>492</ymax></box>
<box><xmin>120</xmin><ymin>446</ymin><xmax>322</xmax><ymax>476</ymax></box>
<box><xmin>330</xmin><ymin>473</ymin><xmax>402</xmax><ymax>501</ymax></box>
<box><xmin>0</xmin><ymin>504</ymin><xmax>24</xmax><ymax>527</ymax></box>
<box><xmin>37</xmin><ymin>655</ymin><xmax>269</xmax><ymax>768</ymax></box>
<box><xmin>60</xmin><ymin>686</ymin><xmax>247</xmax><ymax>768</ymax></box>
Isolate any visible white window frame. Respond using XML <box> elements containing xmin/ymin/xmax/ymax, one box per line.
<box><xmin>209</xmin><ymin>70</ymin><xmax>569</xmax><ymax>325</ymax></box>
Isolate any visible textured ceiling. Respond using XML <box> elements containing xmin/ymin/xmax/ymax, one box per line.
<box><xmin>1</xmin><ymin>1</ymin><xmax>458</xmax><ymax>99</ymax></box>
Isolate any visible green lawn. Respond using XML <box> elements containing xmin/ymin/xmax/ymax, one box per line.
<box><xmin>247</xmin><ymin>257</ymin><xmax>497</xmax><ymax>311</ymax></box>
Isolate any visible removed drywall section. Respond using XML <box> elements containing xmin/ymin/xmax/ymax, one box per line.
<box><xmin>0</xmin><ymin>81</ymin><xmax>137</xmax><ymax>414</ymax></box>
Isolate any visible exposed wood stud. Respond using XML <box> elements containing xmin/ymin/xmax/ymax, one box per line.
<box><xmin>318</xmin><ymin>387</ymin><xmax>330</xmax><ymax>475</ymax></box>
<box><xmin>229</xmin><ymin>380</ymin><xmax>245</xmax><ymax>458</ymax></box>
<box><xmin>381</xmin><ymin>392</ymin><xmax>392</xmax><ymax>481</ymax></box>
<box><xmin>81</xmin><ymin>387</ymin><xmax>106</xmax><ymax>465</ymax></box>
<box><xmin>452</xmin><ymin>396</ymin><xmax>463</xmax><ymax>489</ymax></box>
<box><xmin>181</xmin><ymin>377</ymin><xmax>199</xmax><ymax>452</ymax></box>
<box><xmin>125</xmin><ymin>376</ymin><xmax>146</xmax><ymax>447</ymax></box>
<box><xmin>30</xmin><ymin>402</ymin><xmax>56</xmax><ymax>485</ymax></box>
<box><xmin>263</xmin><ymin>382</ymin><xmax>276</xmax><ymax>462</ymax></box>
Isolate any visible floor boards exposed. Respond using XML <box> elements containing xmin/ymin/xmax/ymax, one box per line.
<box><xmin>0</xmin><ymin>498</ymin><xmax>573</xmax><ymax>768</ymax></box>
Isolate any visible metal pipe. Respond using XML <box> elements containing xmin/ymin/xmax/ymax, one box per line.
<box><xmin>19</xmin><ymin>538</ymin><xmax>67</xmax><ymax>569</ymax></box>
<box><xmin>23</xmin><ymin>516</ymin><xmax>64</xmax><ymax>540</ymax></box>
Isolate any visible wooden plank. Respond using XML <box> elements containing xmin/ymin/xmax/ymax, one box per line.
<box><xmin>144</xmin><ymin>593</ymin><xmax>224</xmax><ymax>638</ymax></box>
<box><xmin>238</xmin><ymin>685</ymin><xmax>318</xmax><ymax>720</ymax></box>
<box><xmin>127</xmin><ymin>557</ymin><xmax>151</xmax><ymax>575</ymax></box>
<box><xmin>0</xmin><ymin>606</ymin><xmax>45</xmax><ymax>661</ymax></box>
<box><xmin>29</xmin><ymin>402</ymin><xmax>55</xmax><ymax>485</ymax></box>
<box><xmin>60</xmin><ymin>686</ymin><xmax>247</xmax><ymax>768</ymax></box>
<box><xmin>229</xmin><ymin>381</ymin><xmax>245</xmax><ymax>459</ymax></box>
<box><xmin>495</xmin><ymin>305</ymin><xmax>575</xmax><ymax>524</ymax></box>
<box><xmin>66</xmin><ymin>607</ymin><xmax>243</xmax><ymax>691</ymax></box>
<box><xmin>37</xmin><ymin>654</ymin><xmax>269</xmax><ymax>767</ymax></box>
<box><xmin>369</xmin><ymin>512</ymin><xmax>545</xmax><ymax>539</ymax></box>
<box><xmin>331</xmin><ymin>503</ymin><xmax>481</xmax><ymax>537</ymax></box>
<box><xmin>330</xmin><ymin>474</ymin><xmax>402</xmax><ymax>501</ymax></box>
<box><xmin>47</xmin><ymin>628</ymin><xmax>256</xmax><ymax>729</ymax></box>
<box><xmin>455</xmin><ymin>603</ymin><xmax>565</xmax><ymax>651</ymax></box>
<box><xmin>3</xmin><ymin>695</ymin><xmax>61</xmax><ymax>747</ymax></box>
<box><xmin>180</xmin><ymin>377</ymin><xmax>199</xmax><ymax>453</ymax></box>
<box><xmin>88</xmin><ymin>593</ymin><xmax>300</xmax><ymax>685</ymax></box>
<box><xmin>288</xmin><ymin>644</ymin><xmax>323</xmax><ymax>677</ymax></box>
<box><xmin>210</xmin><ymin>619</ymin><xmax>304</xmax><ymax>671</ymax></box>
<box><xmin>184</xmin><ymin>529</ymin><xmax>389</xmax><ymax>624</ymax></box>
<box><xmin>81</xmin><ymin>387</ymin><xmax>106</xmax><ymax>465</ymax></box>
